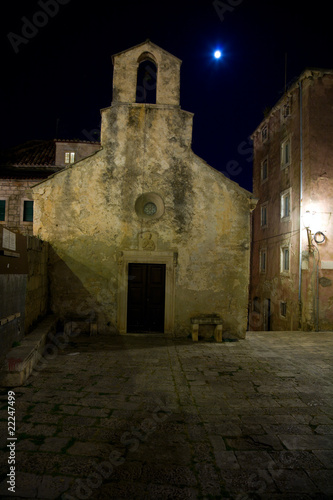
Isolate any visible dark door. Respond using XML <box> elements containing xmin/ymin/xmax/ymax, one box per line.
<box><xmin>127</xmin><ymin>263</ymin><xmax>166</xmax><ymax>333</ymax></box>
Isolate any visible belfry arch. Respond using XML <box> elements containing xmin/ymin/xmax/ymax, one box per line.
<box><xmin>136</xmin><ymin>52</ymin><xmax>158</xmax><ymax>104</ymax></box>
<box><xmin>111</xmin><ymin>40</ymin><xmax>181</xmax><ymax>106</ymax></box>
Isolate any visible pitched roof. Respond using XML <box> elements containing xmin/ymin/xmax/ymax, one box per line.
<box><xmin>0</xmin><ymin>140</ymin><xmax>56</xmax><ymax>167</ymax></box>
<box><xmin>0</xmin><ymin>139</ymin><xmax>101</xmax><ymax>179</ymax></box>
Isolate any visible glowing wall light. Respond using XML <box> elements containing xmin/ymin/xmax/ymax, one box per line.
<box><xmin>303</xmin><ymin>208</ymin><xmax>326</xmax><ymax>249</ymax></box>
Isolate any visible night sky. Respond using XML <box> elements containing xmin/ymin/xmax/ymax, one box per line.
<box><xmin>1</xmin><ymin>0</ymin><xmax>332</xmax><ymax>192</ymax></box>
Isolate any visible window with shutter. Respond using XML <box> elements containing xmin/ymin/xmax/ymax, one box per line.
<box><xmin>280</xmin><ymin>246</ymin><xmax>290</xmax><ymax>273</ymax></box>
<box><xmin>280</xmin><ymin>301</ymin><xmax>287</xmax><ymax>317</ymax></box>
<box><xmin>23</xmin><ymin>200</ymin><xmax>34</xmax><ymax>222</ymax></box>
<box><xmin>260</xmin><ymin>249</ymin><xmax>267</xmax><ymax>273</ymax></box>
<box><xmin>281</xmin><ymin>138</ymin><xmax>291</xmax><ymax>169</ymax></box>
<box><xmin>281</xmin><ymin>189</ymin><xmax>291</xmax><ymax>220</ymax></box>
<box><xmin>260</xmin><ymin>204</ymin><xmax>268</xmax><ymax>227</ymax></box>
<box><xmin>261</xmin><ymin>158</ymin><xmax>268</xmax><ymax>182</ymax></box>
<box><xmin>0</xmin><ymin>200</ymin><xmax>5</xmax><ymax>221</ymax></box>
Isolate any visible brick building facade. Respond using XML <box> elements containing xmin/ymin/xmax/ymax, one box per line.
<box><xmin>250</xmin><ymin>69</ymin><xmax>333</xmax><ymax>331</ymax></box>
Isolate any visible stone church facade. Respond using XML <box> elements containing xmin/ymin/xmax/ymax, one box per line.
<box><xmin>32</xmin><ymin>41</ymin><xmax>257</xmax><ymax>339</ymax></box>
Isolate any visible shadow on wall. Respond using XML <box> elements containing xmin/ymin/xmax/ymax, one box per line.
<box><xmin>48</xmin><ymin>246</ymin><xmax>115</xmax><ymax>335</ymax></box>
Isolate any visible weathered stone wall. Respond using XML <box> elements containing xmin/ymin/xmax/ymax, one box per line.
<box><xmin>33</xmin><ymin>107</ymin><xmax>254</xmax><ymax>338</ymax></box>
<box><xmin>24</xmin><ymin>236</ymin><xmax>48</xmax><ymax>333</ymax></box>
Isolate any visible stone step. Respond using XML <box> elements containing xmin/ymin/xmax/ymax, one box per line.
<box><xmin>0</xmin><ymin>315</ymin><xmax>56</xmax><ymax>387</ymax></box>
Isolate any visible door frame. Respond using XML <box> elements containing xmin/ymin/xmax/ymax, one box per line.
<box><xmin>117</xmin><ymin>251</ymin><xmax>176</xmax><ymax>335</ymax></box>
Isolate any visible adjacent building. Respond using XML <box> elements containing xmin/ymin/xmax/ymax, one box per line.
<box><xmin>32</xmin><ymin>40</ymin><xmax>257</xmax><ymax>339</ymax></box>
<box><xmin>250</xmin><ymin>69</ymin><xmax>333</xmax><ymax>331</ymax></box>
<box><xmin>0</xmin><ymin>140</ymin><xmax>101</xmax><ymax>235</ymax></box>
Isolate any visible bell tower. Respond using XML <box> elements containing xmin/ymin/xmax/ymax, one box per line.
<box><xmin>101</xmin><ymin>40</ymin><xmax>193</xmax><ymax>151</ymax></box>
<box><xmin>111</xmin><ymin>40</ymin><xmax>181</xmax><ymax>106</ymax></box>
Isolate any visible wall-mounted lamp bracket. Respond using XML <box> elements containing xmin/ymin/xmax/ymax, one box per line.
<box><xmin>306</xmin><ymin>228</ymin><xmax>313</xmax><ymax>252</ymax></box>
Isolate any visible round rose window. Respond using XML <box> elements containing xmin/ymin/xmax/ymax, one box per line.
<box><xmin>135</xmin><ymin>193</ymin><xmax>164</xmax><ymax>220</ymax></box>
<box><xmin>143</xmin><ymin>202</ymin><xmax>157</xmax><ymax>216</ymax></box>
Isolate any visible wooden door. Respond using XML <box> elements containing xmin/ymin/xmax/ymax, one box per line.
<box><xmin>127</xmin><ymin>263</ymin><xmax>166</xmax><ymax>333</ymax></box>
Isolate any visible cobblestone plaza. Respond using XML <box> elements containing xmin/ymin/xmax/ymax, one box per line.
<box><xmin>1</xmin><ymin>331</ymin><xmax>333</xmax><ymax>499</ymax></box>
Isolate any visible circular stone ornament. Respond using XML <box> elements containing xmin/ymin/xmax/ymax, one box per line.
<box><xmin>135</xmin><ymin>193</ymin><xmax>164</xmax><ymax>220</ymax></box>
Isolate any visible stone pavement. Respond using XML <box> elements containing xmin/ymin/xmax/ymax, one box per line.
<box><xmin>0</xmin><ymin>330</ymin><xmax>333</xmax><ymax>499</ymax></box>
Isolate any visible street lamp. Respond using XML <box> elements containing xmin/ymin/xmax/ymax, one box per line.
<box><xmin>303</xmin><ymin>209</ymin><xmax>326</xmax><ymax>251</ymax></box>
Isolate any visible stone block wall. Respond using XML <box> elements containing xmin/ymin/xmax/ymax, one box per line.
<box><xmin>0</xmin><ymin>179</ymin><xmax>34</xmax><ymax>236</ymax></box>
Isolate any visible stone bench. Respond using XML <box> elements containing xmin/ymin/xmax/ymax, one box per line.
<box><xmin>0</xmin><ymin>315</ymin><xmax>56</xmax><ymax>387</ymax></box>
<box><xmin>191</xmin><ymin>314</ymin><xmax>223</xmax><ymax>342</ymax></box>
<box><xmin>64</xmin><ymin>315</ymin><xmax>97</xmax><ymax>337</ymax></box>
